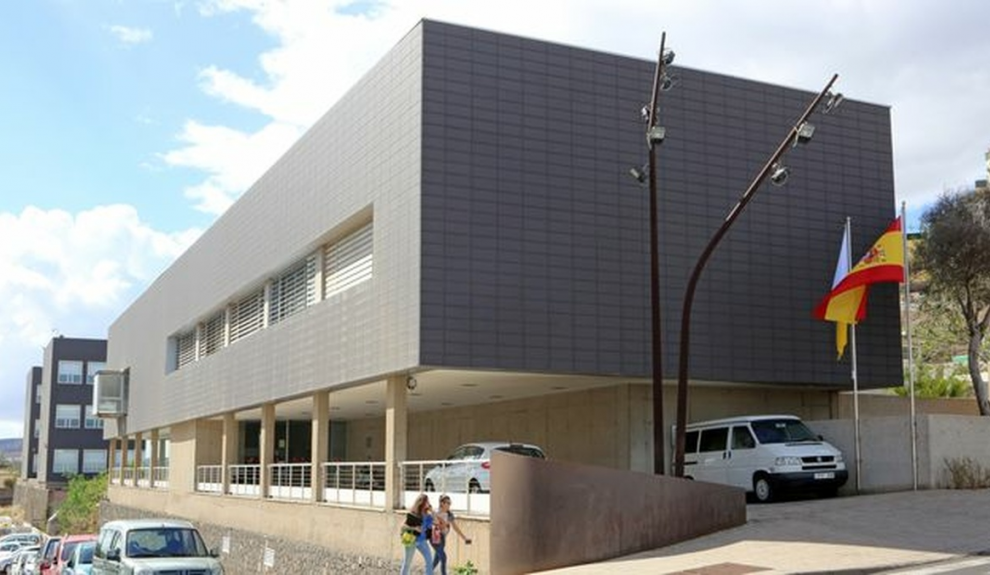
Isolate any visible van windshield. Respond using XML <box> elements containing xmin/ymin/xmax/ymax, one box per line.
<box><xmin>751</xmin><ymin>419</ymin><xmax>818</xmax><ymax>444</ymax></box>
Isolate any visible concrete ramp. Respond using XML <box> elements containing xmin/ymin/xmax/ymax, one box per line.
<box><xmin>490</xmin><ymin>452</ymin><xmax>746</xmax><ymax>575</ymax></box>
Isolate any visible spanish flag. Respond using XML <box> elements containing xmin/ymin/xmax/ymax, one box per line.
<box><xmin>814</xmin><ymin>217</ymin><xmax>904</xmax><ymax>358</ymax></box>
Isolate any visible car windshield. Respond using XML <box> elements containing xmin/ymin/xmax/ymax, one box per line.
<box><xmin>125</xmin><ymin>528</ymin><xmax>209</xmax><ymax>558</ymax></box>
<box><xmin>495</xmin><ymin>445</ymin><xmax>545</xmax><ymax>458</ymax></box>
<box><xmin>751</xmin><ymin>419</ymin><xmax>818</xmax><ymax>444</ymax></box>
<box><xmin>61</xmin><ymin>541</ymin><xmax>80</xmax><ymax>561</ymax></box>
<box><xmin>78</xmin><ymin>542</ymin><xmax>95</xmax><ymax>563</ymax></box>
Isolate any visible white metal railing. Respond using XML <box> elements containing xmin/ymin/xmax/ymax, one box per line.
<box><xmin>321</xmin><ymin>461</ymin><xmax>386</xmax><ymax>508</ymax></box>
<box><xmin>109</xmin><ymin>467</ymin><xmax>121</xmax><ymax>485</ymax></box>
<box><xmin>269</xmin><ymin>463</ymin><xmax>311</xmax><ymax>501</ymax></box>
<box><xmin>401</xmin><ymin>459</ymin><xmax>491</xmax><ymax>516</ymax></box>
<box><xmin>136</xmin><ymin>466</ymin><xmax>151</xmax><ymax>487</ymax></box>
<box><xmin>121</xmin><ymin>467</ymin><xmax>135</xmax><ymax>486</ymax></box>
<box><xmin>227</xmin><ymin>464</ymin><xmax>261</xmax><ymax>496</ymax></box>
<box><xmin>152</xmin><ymin>466</ymin><xmax>169</xmax><ymax>489</ymax></box>
<box><xmin>195</xmin><ymin>465</ymin><xmax>224</xmax><ymax>493</ymax></box>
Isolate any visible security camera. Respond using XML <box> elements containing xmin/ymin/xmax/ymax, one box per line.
<box><xmin>406</xmin><ymin>376</ymin><xmax>418</xmax><ymax>391</ymax></box>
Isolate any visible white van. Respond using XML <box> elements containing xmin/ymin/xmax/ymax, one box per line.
<box><xmin>680</xmin><ymin>414</ymin><xmax>848</xmax><ymax>502</ymax></box>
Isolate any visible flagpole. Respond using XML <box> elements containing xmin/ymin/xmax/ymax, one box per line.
<box><xmin>847</xmin><ymin>216</ymin><xmax>862</xmax><ymax>493</ymax></box>
<box><xmin>902</xmin><ymin>201</ymin><xmax>918</xmax><ymax>490</ymax></box>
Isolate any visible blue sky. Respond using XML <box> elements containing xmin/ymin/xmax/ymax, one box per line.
<box><xmin>2</xmin><ymin>0</ymin><xmax>990</xmax><ymax>439</ymax></box>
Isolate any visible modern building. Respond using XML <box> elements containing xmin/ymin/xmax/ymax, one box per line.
<box><xmin>98</xmin><ymin>20</ymin><xmax>900</xmax><ymax>572</ymax></box>
<box><xmin>21</xmin><ymin>336</ymin><xmax>108</xmax><ymax>483</ymax></box>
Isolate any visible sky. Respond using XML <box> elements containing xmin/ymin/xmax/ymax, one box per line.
<box><xmin>1</xmin><ymin>0</ymin><xmax>989</xmax><ymax>440</ymax></box>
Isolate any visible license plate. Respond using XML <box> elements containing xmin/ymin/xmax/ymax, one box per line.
<box><xmin>814</xmin><ymin>472</ymin><xmax>834</xmax><ymax>480</ymax></box>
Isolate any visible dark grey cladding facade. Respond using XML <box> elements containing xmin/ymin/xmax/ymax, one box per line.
<box><xmin>418</xmin><ymin>20</ymin><xmax>900</xmax><ymax>387</ymax></box>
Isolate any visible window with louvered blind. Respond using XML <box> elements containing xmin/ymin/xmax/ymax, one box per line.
<box><xmin>324</xmin><ymin>221</ymin><xmax>373</xmax><ymax>298</ymax></box>
<box><xmin>230</xmin><ymin>288</ymin><xmax>265</xmax><ymax>343</ymax></box>
<box><xmin>175</xmin><ymin>330</ymin><xmax>196</xmax><ymax>369</ymax></box>
<box><xmin>269</xmin><ymin>255</ymin><xmax>317</xmax><ymax>325</ymax></box>
<box><xmin>201</xmin><ymin>311</ymin><xmax>225</xmax><ymax>356</ymax></box>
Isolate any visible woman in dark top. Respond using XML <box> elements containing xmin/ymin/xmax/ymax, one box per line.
<box><xmin>400</xmin><ymin>493</ymin><xmax>434</xmax><ymax>575</ymax></box>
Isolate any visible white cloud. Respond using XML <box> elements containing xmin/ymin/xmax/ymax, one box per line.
<box><xmin>167</xmin><ymin>0</ymin><xmax>990</xmax><ymax>222</ymax></box>
<box><xmin>161</xmin><ymin>120</ymin><xmax>302</xmax><ymax>214</ymax></box>
<box><xmin>0</xmin><ymin>205</ymin><xmax>200</xmax><ymax>437</ymax></box>
<box><xmin>107</xmin><ymin>24</ymin><xmax>154</xmax><ymax>45</ymax></box>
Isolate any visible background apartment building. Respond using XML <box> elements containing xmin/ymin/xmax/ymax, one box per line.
<box><xmin>21</xmin><ymin>336</ymin><xmax>109</xmax><ymax>484</ymax></box>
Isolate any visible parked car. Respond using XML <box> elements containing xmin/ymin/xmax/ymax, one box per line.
<box><xmin>10</xmin><ymin>545</ymin><xmax>41</xmax><ymax>575</ymax></box>
<box><xmin>92</xmin><ymin>519</ymin><xmax>222</xmax><ymax>574</ymax></box>
<box><xmin>424</xmin><ymin>442</ymin><xmax>546</xmax><ymax>493</ymax></box>
<box><xmin>50</xmin><ymin>535</ymin><xmax>96</xmax><ymax>575</ymax></box>
<box><xmin>37</xmin><ymin>538</ymin><xmax>60</xmax><ymax>575</ymax></box>
<box><xmin>681</xmin><ymin>414</ymin><xmax>848</xmax><ymax>502</ymax></box>
<box><xmin>61</xmin><ymin>541</ymin><xmax>94</xmax><ymax>575</ymax></box>
<box><xmin>0</xmin><ymin>534</ymin><xmax>41</xmax><ymax>548</ymax></box>
<box><xmin>0</xmin><ymin>540</ymin><xmax>25</xmax><ymax>574</ymax></box>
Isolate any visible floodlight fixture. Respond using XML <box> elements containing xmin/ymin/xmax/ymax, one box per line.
<box><xmin>641</xmin><ymin>104</ymin><xmax>652</xmax><ymax>123</ymax></box>
<box><xmin>770</xmin><ymin>163</ymin><xmax>790</xmax><ymax>186</ymax></box>
<box><xmin>628</xmin><ymin>165</ymin><xmax>648</xmax><ymax>185</ymax></box>
<box><xmin>795</xmin><ymin>122</ymin><xmax>816</xmax><ymax>145</ymax></box>
<box><xmin>647</xmin><ymin>125</ymin><xmax>666</xmax><ymax>147</ymax></box>
<box><xmin>823</xmin><ymin>91</ymin><xmax>844</xmax><ymax>114</ymax></box>
<box><xmin>660</xmin><ymin>74</ymin><xmax>676</xmax><ymax>92</ymax></box>
<box><xmin>662</xmin><ymin>49</ymin><xmax>675</xmax><ymax>66</ymax></box>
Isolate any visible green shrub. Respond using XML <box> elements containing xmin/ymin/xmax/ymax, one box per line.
<box><xmin>453</xmin><ymin>560</ymin><xmax>479</xmax><ymax>575</ymax></box>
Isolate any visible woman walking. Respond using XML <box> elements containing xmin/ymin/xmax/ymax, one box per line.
<box><xmin>400</xmin><ymin>493</ymin><xmax>434</xmax><ymax>575</ymax></box>
<box><xmin>431</xmin><ymin>494</ymin><xmax>471</xmax><ymax>575</ymax></box>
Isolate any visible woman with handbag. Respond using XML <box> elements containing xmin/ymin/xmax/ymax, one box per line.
<box><xmin>431</xmin><ymin>494</ymin><xmax>471</xmax><ymax>575</ymax></box>
<box><xmin>400</xmin><ymin>493</ymin><xmax>434</xmax><ymax>575</ymax></box>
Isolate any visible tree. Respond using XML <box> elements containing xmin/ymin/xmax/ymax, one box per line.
<box><xmin>915</xmin><ymin>187</ymin><xmax>990</xmax><ymax>414</ymax></box>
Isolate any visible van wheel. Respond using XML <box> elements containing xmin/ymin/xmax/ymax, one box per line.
<box><xmin>753</xmin><ymin>474</ymin><xmax>774</xmax><ymax>503</ymax></box>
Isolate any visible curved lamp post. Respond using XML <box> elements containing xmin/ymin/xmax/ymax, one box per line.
<box><xmin>672</xmin><ymin>74</ymin><xmax>842</xmax><ymax>477</ymax></box>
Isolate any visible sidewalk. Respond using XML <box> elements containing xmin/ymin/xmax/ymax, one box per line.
<box><xmin>536</xmin><ymin>490</ymin><xmax>990</xmax><ymax>574</ymax></box>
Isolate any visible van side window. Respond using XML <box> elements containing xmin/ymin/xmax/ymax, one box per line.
<box><xmin>684</xmin><ymin>430</ymin><xmax>699</xmax><ymax>454</ymax></box>
<box><xmin>698</xmin><ymin>427</ymin><xmax>728</xmax><ymax>452</ymax></box>
<box><xmin>731</xmin><ymin>426</ymin><xmax>756</xmax><ymax>449</ymax></box>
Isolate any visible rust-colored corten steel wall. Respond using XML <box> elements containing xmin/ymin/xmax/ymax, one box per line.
<box><xmin>489</xmin><ymin>452</ymin><xmax>745</xmax><ymax>575</ymax></box>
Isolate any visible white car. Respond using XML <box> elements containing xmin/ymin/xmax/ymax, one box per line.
<box><xmin>92</xmin><ymin>519</ymin><xmax>223</xmax><ymax>574</ymax></box>
<box><xmin>424</xmin><ymin>442</ymin><xmax>545</xmax><ymax>493</ymax></box>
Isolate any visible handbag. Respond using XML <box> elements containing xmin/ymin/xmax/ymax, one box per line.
<box><xmin>430</xmin><ymin>524</ymin><xmax>443</xmax><ymax>545</ymax></box>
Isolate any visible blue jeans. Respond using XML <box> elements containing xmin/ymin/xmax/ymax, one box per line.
<box><xmin>432</xmin><ymin>533</ymin><xmax>448</xmax><ymax>575</ymax></box>
<box><xmin>400</xmin><ymin>537</ymin><xmax>433</xmax><ymax>575</ymax></box>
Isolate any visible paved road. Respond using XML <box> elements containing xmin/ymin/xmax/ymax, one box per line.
<box><xmin>537</xmin><ymin>490</ymin><xmax>990</xmax><ymax>574</ymax></box>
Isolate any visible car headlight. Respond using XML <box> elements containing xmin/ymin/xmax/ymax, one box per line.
<box><xmin>775</xmin><ymin>456</ymin><xmax>802</xmax><ymax>467</ymax></box>
<box><xmin>134</xmin><ymin>567</ymin><xmax>155</xmax><ymax>575</ymax></box>
<box><xmin>834</xmin><ymin>453</ymin><xmax>844</xmax><ymax>463</ymax></box>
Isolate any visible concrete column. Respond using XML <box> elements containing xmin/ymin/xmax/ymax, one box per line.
<box><xmin>149</xmin><ymin>429</ymin><xmax>160</xmax><ymax>488</ymax></box>
<box><xmin>260</xmin><ymin>404</ymin><xmax>275</xmax><ymax>498</ymax></box>
<box><xmin>133</xmin><ymin>432</ymin><xmax>144</xmax><ymax>486</ymax></box>
<box><xmin>385</xmin><ymin>375</ymin><xmax>408</xmax><ymax>510</ymax></box>
<box><xmin>222</xmin><ymin>413</ymin><xmax>238</xmax><ymax>495</ymax></box>
<box><xmin>120</xmin><ymin>436</ymin><xmax>130</xmax><ymax>485</ymax></box>
<box><xmin>108</xmin><ymin>438</ymin><xmax>117</xmax><ymax>480</ymax></box>
<box><xmin>311</xmin><ymin>392</ymin><xmax>329</xmax><ymax>502</ymax></box>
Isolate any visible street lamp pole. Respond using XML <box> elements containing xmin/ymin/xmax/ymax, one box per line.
<box><xmin>646</xmin><ymin>33</ymin><xmax>672</xmax><ymax>475</ymax></box>
<box><xmin>672</xmin><ymin>74</ymin><xmax>840</xmax><ymax>477</ymax></box>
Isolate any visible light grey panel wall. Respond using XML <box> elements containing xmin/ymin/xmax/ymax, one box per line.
<box><xmin>108</xmin><ymin>25</ymin><xmax>424</xmax><ymax>433</ymax></box>
<box><xmin>418</xmin><ymin>21</ymin><xmax>900</xmax><ymax>388</ymax></box>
